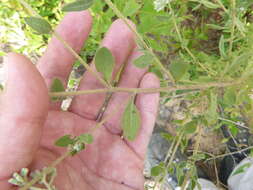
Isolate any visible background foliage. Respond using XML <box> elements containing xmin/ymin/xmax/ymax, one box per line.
<box><xmin>1</xmin><ymin>0</ymin><xmax>253</xmax><ymax>189</ymax></box>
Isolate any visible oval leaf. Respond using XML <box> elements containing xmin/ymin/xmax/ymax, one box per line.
<box><xmin>50</xmin><ymin>78</ymin><xmax>65</xmax><ymax>93</ymax></box>
<box><xmin>55</xmin><ymin>135</ymin><xmax>74</xmax><ymax>147</ymax></box>
<box><xmin>121</xmin><ymin>99</ymin><xmax>141</xmax><ymax>141</ymax></box>
<box><xmin>24</xmin><ymin>17</ymin><xmax>52</xmax><ymax>34</ymax></box>
<box><xmin>182</xmin><ymin>120</ymin><xmax>197</xmax><ymax>135</ymax></box>
<box><xmin>133</xmin><ymin>53</ymin><xmax>154</xmax><ymax>68</ymax></box>
<box><xmin>169</xmin><ymin>61</ymin><xmax>189</xmax><ymax>81</ymax></box>
<box><xmin>62</xmin><ymin>0</ymin><xmax>93</xmax><ymax>12</ymax></box>
<box><xmin>78</xmin><ymin>134</ymin><xmax>93</xmax><ymax>144</ymax></box>
<box><xmin>94</xmin><ymin>47</ymin><xmax>115</xmax><ymax>83</ymax></box>
<box><xmin>50</xmin><ymin>78</ymin><xmax>65</xmax><ymax>101</ymax></box>
<box><xmin>151</xmin><ymin>163</ymin><xmax>165</xmax><ymax>177</ymax></box>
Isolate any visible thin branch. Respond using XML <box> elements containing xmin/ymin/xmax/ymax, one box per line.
<box><xmin>205</xmin><ymin>145</ymin><xmax>253</xmax><ymax>161</ymax></box>
<box><xmin>18</xmin><ymin>0</ymin><xmax>109</xmax><ymax>88</ymax></box>
<box><xmin>218</xmin><ymin>117</ymin><xmax>249</xmax><ymax>129</ymax></box>
<box><xmin>228</xmin><ymin>0</ymin><xmax>236</xmax><ymax>55</ymax></box>
<box><xmin>167</xmin><ymin>1</ymin><xmax>217</xmax><ymax>77</ymax></box>
<box><xmin>103</xmin><ymin>0</ymin><xmax>176</xmax><ymax>84</ymax></box>
<box><xmin>49</xmin><ymin>81</ymin><xmax>238</xmax><ymax>97</ymax></box>
<box><xmin>19</xmin><ymin>151</ymin><xmax>71</xmax><ymax>190</ymax></box>
<box><xmin>214</xmin><ymin>0</ymin><xmax>228</xmax><ymax>13</ymax></box>
<box><xmin>18</xmin><ymin>0</ymin><xmax>40</xmax><ymax>17</ymax></box>
<box><xmin>181</xmin><ymin>125</ymin><xmax>202</xmax><ymax>190</ymax></box>
<box><xmin>53</xmin><ymin>32</ymin><xmax>109</xmax><ymax>88</ymax></box>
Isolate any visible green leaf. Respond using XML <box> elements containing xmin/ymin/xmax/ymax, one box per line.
<box><xmin>149</xmin><ymin>65</ymin><xmax>163</xmax><ymax>79</ymax></box>
<box><xmin>122</xmin><ymin>98</ymin><xmax>141</xmax><ymax>141</ymax></box>
<box><xmin>232</xmin><ymin>163</ymin><xmax>251</xmax><ymax>176</ymax></box>
<box><xmin>224</xmin><ymin>87</ymin><xmax>237</xmax><ymax>105</ymax></box>
<box><xmin>250</xmin><ymin>149</ymin><xmax>253</xmax><ymax>157</ymax></box>
<box><xmin>50</xmin><ymin>78</ymin><xmax>65</xmax><ymax>101</ymax></box>
<box><xmin>169</xmin><ymin>61</ymin><xmax>190</xmax><ymax>81</ymax></box>
<box><xmin>24</xmin><ymin>17</ymin><xmax>52</xmax><ymax>34</ymax></box>
<box><xmin>94</xmin><ymin>47</ymin><xmax>115</xmax><ymax>83</ymax></box>
<box><xmin>62</xmin><ymin>0</ymin><xmax>93</xmax><ymax>12</ymax></box>
<box><xmin>123</xmin><ymin>0</ymin><xmax>141</xmax><ymax>16</ymax></box>
<box><xmin>133</xmin><ymin>53</ymin><xmax>154</xmax><ymax>68</ymax></box>
<box><xmin>235</xmin><ymin>17</ymin><xmax>246</xmax><ymax>35</ymax></box>
<box><xmin>182</xmin><ymin>120</ymin><xmax>198</xmax><ymax>135</ymax></box>
<box><xmin>190</xmin><ymin>153</ymin><xmax>206</xmax><ymax>161</ymax></box>
<box><xmin>55</xmin><ymin>135</ymin><xmax>74</xmax><ymax>147</ymax></box>
<box><xmin>219</xmin><ymin>35</ymin><xmax>226</xmax><ymax>58</ymax></box>
<box><xmin>205</xmin><ymin>91</ymin><xmax>218</xmax><ymax>125</ymax></box>
<box><xmin>161</xmin><ymin>132</ymin><xmax>174</xmax><ymax>141</ymax></box>
<box><xmin>78</xmin><ymin>134</ymin><xmax>93</xmax><ymax>144</ymax></box>
<box><xmin>190</xmin><ymin>0</ymin><xmax>220</xmax><ymax>9</ymax></box>
<box><xmin>50</xmin><ymin>78</ymin><xmax>65</xmax><ymax>92</ymax></box>
<box><xmin>151</xmin><ymin>162</ymin><xmax>165</xmax><ymax>177</ymax></box>
<box><xmin>227</xmin><ymin>52</ymin><xmax>252</xmax><ymax>75</ymax></box>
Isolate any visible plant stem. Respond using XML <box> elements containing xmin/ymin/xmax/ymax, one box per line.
<box><xmin>181</xmin><ymin>126</ymin><xmax>202</xmax><ymax>190</ymax></box>
<box><xmin>18</xmin><ymin>0</ymin><xmax>109</xmax><ymax>88</ymax></box>
<box><xmin>53</xmin><ymin>32</ymin><xmax>110</xmax><ymax>88</ymax></box>
<box><xmin>19</xmin><ymin>151</ymin><xmax>71</xmax><ymax>190</ymax></box>
<box><xmin>103</xmin><ymin>0</ymin><xmax>175</xmax><ymax>84</ymax></box>
<box><xmin>205</xmin><ymin>145</ymin><xmax>253</xmax><ymax>161</ymax></box>
<box><xmin>215</xmin><ymin>0</ymin><xmax>228</xmax><ymax>13</ymax></box>
<box><xmin>168</xmin><ymin>1</ymin><xmax>216</xmax><ymax>76</ymax></box>
<box><xmin>18</xmin><ymin>0</ymin><xmax>40</xmax><ymax>17</ymax></box>
<box><xmin>166</xmin><ymin>134</ymin><xmax>183</xmax><ymax>169</ymax></box>
<box><xmin>49</xmin><ymin>81</ymin><xmax>238</xmax><ymax>97</ymax></box>
<box><xmin>156</xmin><ymin>134</ymin><xmax>182</xmax><ymax>189</ymax></box>
<box><xmin>228</xmin><ymin>0</ymin><xmax>236</xmax><ymax>55</ymax></box>
<box><xmin>218</xmin><ymin>117</ymin><xmax>248</xmax><ymax>129</ymax></box>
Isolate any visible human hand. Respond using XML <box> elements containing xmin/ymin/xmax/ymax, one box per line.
<box><xmin>0</xmin><ymin>11</ymin><xmax>159</xmax><ymax>190</ymax></box>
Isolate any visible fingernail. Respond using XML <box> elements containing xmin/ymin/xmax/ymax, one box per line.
<box><xmin>1</xmin><ymin>56</ymin><xmax>8</xmax><ymax>90</ymax></box>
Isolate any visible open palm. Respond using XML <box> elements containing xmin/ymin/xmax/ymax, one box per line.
<box><xmin>0</xmin><ymin>11</ymin><xmax>159</xmax><ymax>190</ymax></box>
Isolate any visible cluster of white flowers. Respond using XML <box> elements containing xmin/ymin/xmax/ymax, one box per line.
<box><xmin>153</xmin><ymin>0</ymin><xmax>171</xmax><ymax>11</ymax></box>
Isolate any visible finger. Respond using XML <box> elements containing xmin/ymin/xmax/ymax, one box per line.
<box><xmin>102</xmin><ymin>49</ymin><xmax>147</xmax><ymax>134</ymax></box>
<box><xmin>37</xmin><ymin>11</ymin><xmax>92</xmax><ymax>110</ymax></box>
<box><xmin>0</xmin><ymin>53</ymin><xmax>48</xmax><ymax>180</ymax></box>
<box><xmin>69</xmin><ymin>19</ymin><xmax>136</xmax><ymax>120</ymax></box>
<box><xmin>126</xmin><ymin>73</ymin><xmax>160</xmax><ymax>159</ymax></box>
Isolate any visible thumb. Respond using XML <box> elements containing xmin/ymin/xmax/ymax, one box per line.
<box><xmin>0</xmin><ymin>53</ymin><xmax>49</xmax><ymax>181</ymax></box>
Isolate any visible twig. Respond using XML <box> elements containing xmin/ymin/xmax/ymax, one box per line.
<box><xmin>214</xmin><ymin>0</ymin><xmax>228</xmax><ymax>13</ymax></box>
<box><xmin>19</xmin><ymin>151</ymin><xmax>71</xmax><ymax>190</ymax></box>
<box><xmin>181</xmin><ymin>125</ymin><xmax>202</xmax><ymax>190</ymax></box>
<box><xmin>103</xmin><ymin>0</ymin><xmax>176</xmax><ymax>84</ymax></box>
<box><xmin>228</xmin><ymin>0</ymin><xmax>236</xmax><ymax>55</ymax></box>
<box><xmin>205</xmin><ymin>145</ymin><xmax>253</xmax><ymax>161</ymax></box>
<box><xmin>167</xmin><ymin>1</ymin><xmax>217</xmax><ymax>76</ymax></box>
<box><xmin>18</xmin><ymin>0</ymin><xmax>40</xmax><ymax>16</ymax></box>
<box><xmin>53</xmin><ymin>32</ymin><xmax>109</xmax><ymax>88</ymax></box>
<box><xmin>19</xmin><ymin>93</ymin><xmax>134</xmax><ymax>190</ymax></box>
<box><xmin>218</xmin><ymin>117</ymin><xmax>249</xmax><ymax>129</ymax></box>
<box><xmin>49</xmin><ymin>81</ymin><xmax>238</xmax><ymax>97</ymax></box>
<box><xmin>18</xmin><ymin>0</ymin><xmax>109</xmax><ymax>88</ymax></box>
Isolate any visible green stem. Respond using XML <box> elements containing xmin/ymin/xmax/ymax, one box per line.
<box><xmin>215</xmin><ymin>0</ymin><xmax>228</xmax><ymax>13</ymax></box>
<box><xmin>18</xmin><ymin>0</ymin><xmax>40</xmax><ymax>17</ymax></box>
<box><xmin>181</xmin><ymin>125</ymin><xmax>202</xmax><ymax>190</ymax></box>
<box><xmin>168</xmin><ymin>1</ymin><xmax>216</xmax><ymax>76</ymax></box>
<box><xmin>49</xmin><ymin>81</ymin><xmax>238</xmax><ymax>97</ymax></box>
<box><xmin>103</xmin><ymin>0</ymin><xmax>176</xmax><ymax>84</ymax></box>
<box><xmin>18</xmin><ymin>0</ymin><xmax>109</xmax><ymax>88</ymax></box>
<box><xmin>19</xmin><ymin>151</ymin><xmax>71</xmax><ymax>190</ymax></box>
<box><xmin>228</xmin><ymin>0</ymin><xmax>236</xmax><ymax>55</ymax></box>
<box><xmin>206</xmin><ymin>145</ymin><xmax>253</xmax><ymax>161</ymax></box>
<box><xmin>53</xmin><ymin>32</ymin><xmax>110</xmax><ymax>88</ymax></box>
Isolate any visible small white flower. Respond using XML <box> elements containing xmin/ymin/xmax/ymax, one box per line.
<box><xmin>154</xmin><ymin>0</ymin><xmax>172</xmax><ymax>11</ymax></box>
